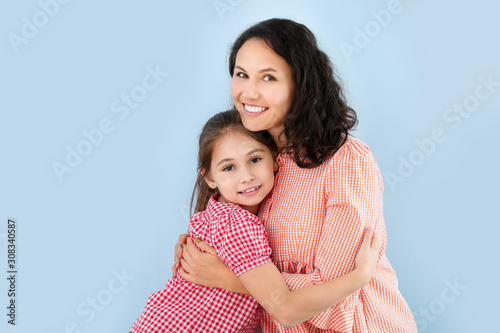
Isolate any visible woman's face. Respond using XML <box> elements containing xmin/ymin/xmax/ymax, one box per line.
<box><xmin>230</xmin><ymin>38</ymin><xmax>294</xmax><ymax>145</ymax></box>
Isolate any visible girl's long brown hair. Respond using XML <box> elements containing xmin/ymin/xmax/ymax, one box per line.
<box><xmin>190</xmin><ymin>109</ymin><xmax>276</xmax><ymax>214</ymax></box>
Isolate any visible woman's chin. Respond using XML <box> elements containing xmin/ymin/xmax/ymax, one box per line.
<box><xmin>241</xmin><ymin>118</ymin><xmax>266</xmax><ymax>132</ymax></box>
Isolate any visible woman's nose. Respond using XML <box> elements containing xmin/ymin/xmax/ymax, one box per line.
<box><xmin>242</xmin><ymin>79</ymin><xmax>259</xmax><ymax>100</ymax></box>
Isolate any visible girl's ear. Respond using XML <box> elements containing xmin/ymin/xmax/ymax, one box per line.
<box><xmin>202</xmin><ymin>169</ymin><xmax>217</xmax><ymax>189</ymax></box>
<box><xmin>273</xmin><ymin>160</ymin><xmax>279</xmax><ymax>172</ymax></box>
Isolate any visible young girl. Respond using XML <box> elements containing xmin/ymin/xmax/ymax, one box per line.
<box><xmin>130</xmin><ymin>109</ymin><xmax>379</xmax><ymax>332</ymax></box>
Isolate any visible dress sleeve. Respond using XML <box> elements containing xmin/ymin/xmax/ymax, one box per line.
<box><xmin>218</xmin><ymin>209</ymin><xmax>272</xmax><ymax>277</ymax></box>
<box><xmin>281</xmin><ymin>140</ymin><xmax>386</xmax><ymax>331</ymax></box>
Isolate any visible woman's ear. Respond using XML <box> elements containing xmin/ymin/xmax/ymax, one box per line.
<box><xmin>202</xmin><ymin>169</ymin><xmax>217</xmax><ymax>189</ymax></box>
<box><xmin>273</xmin><ymin>160</ymin><xmax>279</xmax><ymax>172</ymax></box>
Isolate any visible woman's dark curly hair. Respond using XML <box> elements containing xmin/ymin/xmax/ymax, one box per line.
<box><xmin>229</xmin><ymin>18</ymin><xmax>358</xmax><ymax>168</ymax></box>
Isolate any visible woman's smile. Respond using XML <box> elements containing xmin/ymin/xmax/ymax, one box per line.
<box><xmin>243</xmin><ymin>103</ymin><xmax>269</xmax><ymax>114</ymax></box>
<box><xmin>231</xmin><ymin>38</ymin><xmax>294</xmax><ymax>145</ymax></box>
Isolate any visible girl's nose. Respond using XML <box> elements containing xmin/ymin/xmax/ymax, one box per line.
<box><xmin>240</xmin><ymin>166</ymin><xmax>255</xmax><ymax>183</ymax></box>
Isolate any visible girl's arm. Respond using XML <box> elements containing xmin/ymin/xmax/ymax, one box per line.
<box><xmin>179</xmin><ymin>228</ymin><xmax>379</xmax><ymax>327</ymax></box>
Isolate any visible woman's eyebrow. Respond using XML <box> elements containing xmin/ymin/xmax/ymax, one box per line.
<box><xmin>258</xmin><ymin>67</ymin><xmax>277</xmax><ymax>73</ymax></box>
<box><xmin>234</xmin><ymin>65</ymin><xmax>277</xmax><ymax>73</ymax></box>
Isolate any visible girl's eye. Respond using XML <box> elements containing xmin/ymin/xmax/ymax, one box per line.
<box><xmin>235</xmin><ymin>72</ymin><xmax>248</xmax><ymax>79</ymax></box>
<box><xmin>263</xmin><ymin>75</ymin><xmax>276</xmax><ymax>82</ymax></box>
<box><xmin>250</xmin><ymin>157</ymin><xmax>262</xmax><ymax>164</ymax></box>
<box><xmin>222</xmin><ymin>165</ymin><xmax>234</xmax><ymax>172</ymax></box>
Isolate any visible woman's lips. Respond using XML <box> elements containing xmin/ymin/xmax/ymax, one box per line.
<box><xmin>243</xmin><ymin>103</ymin><xmax>268</xmax><ymax>115</ymax></box>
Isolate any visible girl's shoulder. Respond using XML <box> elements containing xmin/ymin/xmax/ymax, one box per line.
<box><xmin>228</xmin><ymin>206</ymin><xmax>262</xmax><ymax>227</ymax></box>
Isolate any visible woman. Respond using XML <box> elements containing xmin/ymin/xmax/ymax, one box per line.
<box><xmin>175</xmin><ymin>18</ymin><xmax>417</xmax><ymax>332</ymax></box>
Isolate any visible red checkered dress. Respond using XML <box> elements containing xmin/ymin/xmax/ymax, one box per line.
<box><xmin>130</xmin><ymin>193</ymin><xmax>272</xmax><ymax>333</ymax></box>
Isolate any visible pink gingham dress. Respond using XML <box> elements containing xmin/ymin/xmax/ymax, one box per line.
<box><xmin>130</xmin><ymin>193</ymin><xmax>272</xmax><ymax>333</ymax></box>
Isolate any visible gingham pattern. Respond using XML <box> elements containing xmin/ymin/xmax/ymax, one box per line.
<box><xmin>130</xmin><ymin>194</ymin><xmax>272</xmax><ymax>333</ymax></box>
<box><xmin>258</xmin><ymin>137</ymin><xmax>417</xmax><ymax>333</ymax></box>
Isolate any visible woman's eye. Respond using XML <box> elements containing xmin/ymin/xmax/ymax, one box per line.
<box><xmin>250</xmin><ymin>157</ymin><xmax>262</xmax><ymax>163</ymax></box>
<box><xmin>263</xmin><ymin>75</ymin><xmax>276</xmax><ymax>82</ymax></box>
<box><xmin>222</xmin><ymin>165</ymin><xmax>234</xmax><ymax>172</ymax></box>
<box><xmin>235</xmin><ymin>72</ymin><xmax>248</xmax><ymax>79</ymax></box>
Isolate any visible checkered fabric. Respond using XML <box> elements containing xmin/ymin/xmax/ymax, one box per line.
<box><xmin>130</xmin><ymin>194</ymin><xmax>272</xmax><ymax>333</ymax></box>
<box><xmin>258</xmin><ymin>137</ymin><xmax>417</xmax><ymax>332</ymax></box>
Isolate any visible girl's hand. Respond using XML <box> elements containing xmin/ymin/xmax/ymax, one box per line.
<box><xmin>178</xmin><ymin>237</ymin><xmax>249</xmax><ymax>294</ymax></box>
<box><xmin>171</xmin><ymin>233</ymin><xmax>189</xmax><ymax>277</ymax></box>
<box><xmin>354</xmin><ymin>227</ymin><xmax>380</xmax><ymax>286</ymax></box>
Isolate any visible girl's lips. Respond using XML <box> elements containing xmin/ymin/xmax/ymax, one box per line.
<box><xmin>238</xmin><ymin>185</ymin><xmax>262</xmax><ymax>197</ymax></box>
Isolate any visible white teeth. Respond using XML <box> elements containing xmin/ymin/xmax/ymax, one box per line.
<box><xmin>240</xmin><ymin>186</ymin><xmax>259</xmax><ymax>193</ymax></box>
<box><xmin>244</xmin><ymin>104</ymin><xmax>268</xmax><ymax>113</ymax></box>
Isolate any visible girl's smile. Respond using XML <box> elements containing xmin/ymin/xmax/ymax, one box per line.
<box><xmin>238</xmin><ymin>185</ymin><xmax>262</xmax><ymax>196</ymax></box>
<box><xmin>204</xmin><ymin>130</ymin><xmax>276</xmax><ymax>215</ymax></box>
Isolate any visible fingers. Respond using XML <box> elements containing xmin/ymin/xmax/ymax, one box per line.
<box><xmin>178</xmin><ymin>266</ymin><xmax>192</xmax><ymax>283</ymax></box>
<box><xmin>174</xmin><ymin>233</ymin><xmax>189</xmax><ymax>263</ymax></box>
<box><xmin>172</xmin><ymin>233</ymin><xmax>190</xmax><ymax>278</ymax></box>
<box><xmin>184</xmin><ymin>238</ymin><xmax>196</xmax><ymax>256</ymax></box>
<box><xmin>193</xmin><ymin>238</ymin><xmax>217</xmax><ymax>256</ymax></box>
<box><xmin>174</xmin><ymin>243</ymin><xmax>182</xmax><ymax>262</ymax></box>
<box><xmin>179</xmin><ymin>233</ymin><xmax>189</xmax><ymax>244</ymax></box>
<box><xmin>359</xmin><ymin>226</ymin><xmax>373</xmax><ymax>249</ymax></box>
<box><xmin>171</xmin><ymin>263</ymin><xmax>179</xmax><ymax>278</ymax></box>
<box><xmin>364</xmin><ymin>226</ymin><xmax>374</xmax><ymax>241</ymax></box>
<box><xmin>371</xmin><ymin>230</ymin><xmax>381</xmax><ymax>251</ymax></box>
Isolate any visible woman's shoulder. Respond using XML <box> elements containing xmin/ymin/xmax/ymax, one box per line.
<box><xmin>323</xmin><ymin>136</ymin><xmax>380</xmax><ymax>173</ymax></box>
<box><xmin>336</xmin><ymin>136</ymin><xmax>373</xmax><ymax>157</ymax></box>
<box><xmin>324</xmin><ymin>136</ymin><xmax>375</xmax><ymax>163</ymax></box>
<box><xmin>323</xmin><ymin>136</ymin><xmax>383</xmax><ymax>190</ymax></box>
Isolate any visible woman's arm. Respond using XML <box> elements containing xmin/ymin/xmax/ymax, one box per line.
<box><xmin>178</xmin><ymin>227</ymin><xmax>379</xmax><ymax>327</ymax></box>
<box><xmin>238</xmin><ymin>227</ymin><xmax>379</xmax><ymax>328</ymax></box>
<box><xmin>179</xmin><ymin>237</ymin><xmax>250</xmax><ymax>295</ymax></box>
<box><xmin>261</xmin><ymin>140</ymin><xmax>386</xmax><ymax>331</ymax></box>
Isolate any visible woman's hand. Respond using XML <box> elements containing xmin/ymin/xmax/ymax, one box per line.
<box><xmin>171</xmin><ymin>233</ymin><xmax>189</xmax><ymax>278</ymax></box>
<box><xmin>178</xmin><ymin>238</ymin><xmax>249</xmax><ymax>294</ymax></box>
<box><xmin>354</xmin><ymin>227</ymin><xmax>380</xmax><ymax>286</ymax></box>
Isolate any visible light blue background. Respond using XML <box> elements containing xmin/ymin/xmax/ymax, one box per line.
<box><xmin>1</xmin><ymin>1</ymin><xmax>498</xmax><ymax>332</ymax></box>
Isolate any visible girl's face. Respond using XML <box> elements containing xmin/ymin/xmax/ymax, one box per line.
<box><xmin>204</xmin><ymin>130</ymin><xmax>276</xmax><ymax>215</ymax></box>
<box><xmin>230</xmin><ymin>38</ymin><xmax>294</xmax><ymax>146</ymax></box>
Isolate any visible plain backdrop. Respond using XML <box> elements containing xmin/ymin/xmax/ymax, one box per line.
<box><xmin>1</xmin><ymin>1</ymin><xmax>499</xmax><ymax>332</ymax></box>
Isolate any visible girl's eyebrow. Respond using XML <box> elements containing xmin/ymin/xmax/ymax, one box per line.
<box><xmin>216</xmin><ymin>158</ymin><xmax>234</xmax><ymax>167</ymax></box>
<box><xmin>234</xmin><ymin>65</ymin><xmax>277</xmax><ymax>73</ymax></box>
<box><xmin>215</xmin><ymin>149</ymin><xmax>265</xmax><ymax>167</ymax></box>
<box><xmin>247</xmin><ymin>148</ymin><xmax>265</xmax><ymax>155</ymax></box>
